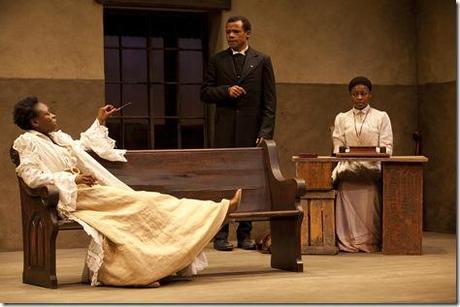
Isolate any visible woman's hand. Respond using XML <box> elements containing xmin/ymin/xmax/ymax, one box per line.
<box><xmin>97</xmin><ymin>104</ymin><xmax>119</xmax><ymax>125</ymax></box>
<box><xmin>75</xmin><ymin>174</ymin><xmax>98</xmax><ymax>186</ymax></box>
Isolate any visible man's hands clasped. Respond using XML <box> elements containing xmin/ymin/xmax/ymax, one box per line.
<box><xmin>228</xmin><ymin>85</ymin><xmax>247</xmax><ymax>98</ymax></box>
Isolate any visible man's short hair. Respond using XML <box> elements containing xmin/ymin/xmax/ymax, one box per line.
<box><xmin>348</xmin><ymin>76</ymin><xmax>373</xmax><ymax>92</ymax></box>
<box><xmin>227</xmin><ymin>16</ymin><xmax>252</xmax><ymax>32</ymax></box>
<box><xmin>13</xmin><ymin>96</ymin><xmax>39</xmax><ymax>130</ymax></box>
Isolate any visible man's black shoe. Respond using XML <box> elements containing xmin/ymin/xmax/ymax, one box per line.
<box><xmin>213</xmin><ymin>240</ymin><xmax>234</xmax><ymax>251</ymax></box>
<box><xmin>237</xmin><ymin>238</ymin><xmax>256</xmax><ymax>250</ymax></box>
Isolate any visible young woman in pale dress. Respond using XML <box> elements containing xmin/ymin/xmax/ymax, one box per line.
<box><xmin>332</xmin><ymin>76</ymin><xmax>393</xmax><ymax>252</ymax></box>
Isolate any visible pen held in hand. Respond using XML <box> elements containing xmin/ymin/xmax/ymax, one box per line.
<box><xmin>117</xmin><ymin>102</ymin><xmax>132</xmax><ymax>111</ymax></box>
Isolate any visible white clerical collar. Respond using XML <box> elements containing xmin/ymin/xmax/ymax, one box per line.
<box><xmin>231</xmin><ymin>45</ymin><xmax>249</xmax><ymax>55</ymax></box>
<box><xmin>353</xmin><ymin>104</ymin><xmax>370</xmax><ymax>114</ymax></box>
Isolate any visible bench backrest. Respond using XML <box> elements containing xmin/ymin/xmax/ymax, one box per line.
<box><xmin>98</xmin><ymin>147</ymin><xmax>272</xmax><ymax>212</ymax></box>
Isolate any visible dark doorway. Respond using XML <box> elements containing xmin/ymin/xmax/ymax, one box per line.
<box><xmin>103</xmin><ymin>10</ymin><xmax>208</xmax><ymax>149</ymax></box>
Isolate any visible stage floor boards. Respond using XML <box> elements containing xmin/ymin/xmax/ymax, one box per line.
<box><xmin>0</xmin><ymin>232</ymin><xmax>455</xmax><ymax>303</ymax></box>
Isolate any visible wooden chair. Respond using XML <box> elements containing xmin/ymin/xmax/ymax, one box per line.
<box><xmin>10</xmin><ymin>139</ymin><xmax>306</xmax><ymax>288</ymax></box>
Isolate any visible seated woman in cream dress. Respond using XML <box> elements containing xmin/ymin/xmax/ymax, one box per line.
<box><xmin>332</xmin><ymin>76</ymin><xmax>393</xmax><ymax>252</ymax></box>
<box><xmin>12</xmin><ymin>96</ymin><xmax>241</xmax><ymax>287</ymax></box>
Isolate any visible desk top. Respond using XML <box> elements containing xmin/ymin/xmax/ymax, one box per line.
<box><xmin>292</xmin><ymin>155</ymin><xmax>429</xmax><ymax>163</ymax></box>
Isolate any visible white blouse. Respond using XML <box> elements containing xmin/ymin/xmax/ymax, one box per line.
<box><xmin>331</xmin><ymin>105</ymin><xmax>393</xmax><ymax>180</ymax></box>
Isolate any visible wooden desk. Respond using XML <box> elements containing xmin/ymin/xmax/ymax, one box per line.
<box><xmin>292</xmin><ymin>156</ymin><xmax>428</xmax><ymax>255</ymax></box>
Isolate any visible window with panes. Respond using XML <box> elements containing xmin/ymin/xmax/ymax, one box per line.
<box><xmin>103</xmin><ymin>10</ymin><xmax>208</xmax><ymax>149</ymax></box>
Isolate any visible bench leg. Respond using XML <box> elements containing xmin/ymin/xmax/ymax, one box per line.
<box><xmin>22</xmin><ymin>214</ymin><xmax>58</xmax><ymax>288</ymax></box>
<box><xmin>269</xmin><ymin>212</ymin><xmax>304</xmax><ymax>272</ymax></box>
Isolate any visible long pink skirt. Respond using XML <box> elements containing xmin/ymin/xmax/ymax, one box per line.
<box><xmin>335</xmin><ymin>179</ymin><xmax>382</xmax><ymax>252</ymax></box>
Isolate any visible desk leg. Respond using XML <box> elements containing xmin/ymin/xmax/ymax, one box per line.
<box><xmin>300</xmin><ymin>192</ymin><xmax>338</xmax><ymax>255</ymax></box>
<box><xmin>382</xmin><ymin>162</ymin><xmax>423</xmax><ymax>255</ymax></box>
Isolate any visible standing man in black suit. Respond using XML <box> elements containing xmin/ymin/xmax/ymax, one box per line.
<box><xmin>201</xmin><ymin>16</ymin><xmax>277</xmax><ymax>251</ymax></box>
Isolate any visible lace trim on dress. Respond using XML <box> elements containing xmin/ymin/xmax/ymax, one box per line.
<box><xmin>66</xmin><ymin>214</ymin><xmax>105</xmax><ymax>286</ymax></box>
<box><xmin>79</xmin><ymin>120</ymin><xmax>127</xmax><ymax>162</ymax></box>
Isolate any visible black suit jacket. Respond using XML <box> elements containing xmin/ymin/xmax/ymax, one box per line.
<box><xmin>200</xmin><ymin>47</ymin><xmax>277</xmax><ymax>147</ymax></box>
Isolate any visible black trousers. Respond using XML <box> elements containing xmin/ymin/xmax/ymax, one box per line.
<box><xmin>214</xmin><ymin>221</ymin><xmax>252</xmax><ymax>242</ymax></box>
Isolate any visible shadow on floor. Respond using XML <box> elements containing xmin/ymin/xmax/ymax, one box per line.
<box><xmin>199</xmin><ymin>269</ymin><xmax>284</xmax><ymax>277</ymax></box>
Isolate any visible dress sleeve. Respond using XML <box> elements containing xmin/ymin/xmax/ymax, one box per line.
<box><xmin>13</xmin><ymin>136</ymin><xmax>78</xmax><ymax>212</ymax></box>
<box><xmin>79</xmin><ymin>119</ymin><xmax>127</xmax><ymax>162</ymax></box>
<box><xmin>332</xmin><ymin>114</ymin><xmax>346</xmax><ymax>154</ymax></box>
<box><xmin>379</xmin><ymin>112</ymin><xmax>393</xmax><ymax>155</ymax></box>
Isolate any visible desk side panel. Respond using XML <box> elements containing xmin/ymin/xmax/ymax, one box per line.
<box><xmin>382</xmin><ymin>162</ymin><xmax>423</xmax><ymax>255</ymax></box>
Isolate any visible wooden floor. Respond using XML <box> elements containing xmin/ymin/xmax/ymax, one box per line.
<box><xmin>0</xmin><ymin>232</ymin><xmax>456</xmax><ymax>303</ymax></box>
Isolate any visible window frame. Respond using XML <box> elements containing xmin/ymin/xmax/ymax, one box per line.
<box><xmin>103</xmin><ymin>9</ymin><xmax>209</xmax><ymax>149</ymax></box>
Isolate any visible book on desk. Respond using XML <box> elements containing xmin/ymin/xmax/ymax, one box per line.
<box><xmin>335</xmin><ymin>146</ymin><xmax>390</xmax><ymax>158</ymax></box>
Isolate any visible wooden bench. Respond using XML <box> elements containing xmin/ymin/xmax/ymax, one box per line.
<box><xmin>10</xmin><ymin>140</ymin><xmax>306</xmax><ymax>288</ymax></box>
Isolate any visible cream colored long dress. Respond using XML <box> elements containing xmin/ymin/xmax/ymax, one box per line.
<box><xmin>13</xmin><ymin>120</ymin><xmax>229</xmax><ymax>286</ymax></box>
<box><xmin>332</xmin><ymin>105</ymin><xmax>393</xmax><ymax>252</ymax></box>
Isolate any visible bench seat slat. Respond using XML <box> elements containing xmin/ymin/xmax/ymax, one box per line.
<box><xmin>57</xmin><ymin>221</ymin><xmax>82</xmax><ymax>230</ymax></box>
<box><xmin>57</xmin><ymin>210</ymin><xmax>302</xmax><ymax>229</ymax></box>
<box><xmin>229</xmin><ymin>210</ymin><xmax>300</xmax><ymax>219</ymax></box>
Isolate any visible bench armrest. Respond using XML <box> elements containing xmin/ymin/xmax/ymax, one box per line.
<box><xmin>260</xmin><ymin>140</ymin><xmax>306</xmax><ymax>211</ymax></box>
<box><xmin>18</xmin><ymin>178</ymin><xmax>60</xmax><ymax>208</ymax></box>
